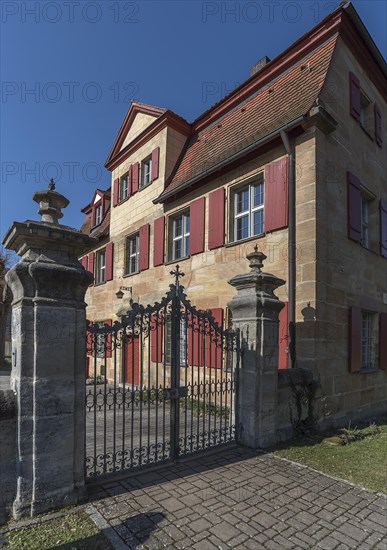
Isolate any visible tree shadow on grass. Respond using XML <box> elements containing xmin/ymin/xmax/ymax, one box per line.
<box><xmin>50</xmin><ymin>511</ymin><xmax>165</xmax><ymax>550</ymax></box>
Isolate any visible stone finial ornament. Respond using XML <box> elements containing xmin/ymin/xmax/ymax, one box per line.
<box><xmin>246</xmin><ymin>244</ymin><xmax>266</xmax><ymax>272</ymax></box>
<box><xmin>32</xmin><ymin>180</ymin><xmax>69</xmax><ymax>225</ymax></box>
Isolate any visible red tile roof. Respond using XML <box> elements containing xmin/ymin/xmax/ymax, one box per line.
<box><xmin>159</xmin><ymin>35</ymin><xmax>338</xmax><ymax>200</ymax></box>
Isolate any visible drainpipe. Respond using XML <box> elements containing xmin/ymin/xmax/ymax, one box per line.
<box><xmin>280</xmin><ymin>130</ymin><xmax>296</xmax><ymax>368</ymax></box>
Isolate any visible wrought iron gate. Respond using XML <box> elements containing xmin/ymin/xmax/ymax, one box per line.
<box><xmin>85</xmin><ymin>266</ymin><xmax>240</xmax><ymax>480</ymax></box>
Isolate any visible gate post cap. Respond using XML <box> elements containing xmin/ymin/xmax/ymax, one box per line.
<box><xmin>32</xmin><ymin>179</ymin><xmax>69</xmax><ymax>225</ymax></box>
<box><xmin>247</xmin><ymin>245</ymin><xmax>267</xmax><ymax>272</ymax></box>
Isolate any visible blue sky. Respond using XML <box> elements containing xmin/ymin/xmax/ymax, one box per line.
<box><xmin>1</xmin><ymin>0</ymin><xmax>386</xmax><ymax>262</ymax></box>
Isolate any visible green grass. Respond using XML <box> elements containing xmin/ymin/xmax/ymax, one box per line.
<box><xmin>274</xmin><ymin>419</ymin><xmax>387</xmax><ymax>493</ymax></box>
<box><xmin>3</xmin><ymin>511</ymin><xmax>113</xmax><ymax>550</ymax></box>
<box><xmin>180</xmin><ymin>399</ymin><xmax>230</xmax><ymax>420</ymax></box>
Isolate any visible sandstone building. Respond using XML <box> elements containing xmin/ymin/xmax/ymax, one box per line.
<box><xmin>80</xmin><ymin>2</ymin><xmax>386</xmax><ymax>423</ymax></box>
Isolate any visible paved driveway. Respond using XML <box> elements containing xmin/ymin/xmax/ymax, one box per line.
<box><xmin>87</xmin><ymin>446</ymin><xmax>386</xmax><ymax>549</ymax></box>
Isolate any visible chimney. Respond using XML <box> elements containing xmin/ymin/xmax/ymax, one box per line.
<box><xmin>250</xmin><ymin>56</ymin><xmax>270</xmax><ymax>77</ymax></box>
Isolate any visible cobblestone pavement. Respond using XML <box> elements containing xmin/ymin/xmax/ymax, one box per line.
<box><xmin>86</xmin><ymin>446</ymin><xmax>387</xmax><ymax>550</ymax></box>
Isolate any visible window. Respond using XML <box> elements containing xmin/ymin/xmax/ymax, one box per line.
<box><xmin>361</xmin><ymin>312</ymin><xmax>375</xmax><ymax>370</ymax></box>
<box><xmin>361</xmin><ymin>195</ymin><xmax>370</xmax><ymax>247</ymax></box>
<box><xmin>95</xmin><ymin>204</ymin><xmax>102</xmax><ymax>226</ymax></box>
<box><xmin>125</xmin><ymin>233</ymin><xmax>139</xmax><ymax>275</ymax></box>
<box><xmin>141</xmin><ymin>157</ymin><xmax>152</xmax><ymax>188</ymax></box>
<box><xmin>95</xmin><ymin>249</ymin><xmax>106</xmax><ymax>284</ymax></box>
<box><xmin>233</xmin><ymin>177</ymin><xmax>264</xmax><ymax>242</ymax></box>
<box><xmin>164</xmin><ymin>317</ymin><xmax>187</xmax><ymax>366</ymax></box>
<box><xmin>359</xmin><ymin>91</ymin><xmax>373</xmax><ymax>134</ymax></box>
<box><xmin>119</xmin><ymin>175</ymin><xmax>129</xmax><ymax>202</ymax></box>
<box><xmin>171</xmin><ymin>211</ymin><xmax>190</xmax><ymax>260</ymax></box>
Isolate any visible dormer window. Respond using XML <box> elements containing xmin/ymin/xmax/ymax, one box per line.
<box><xmin>141</xmin><ymin>157</ymin><xmax>152</xmax><ymax>188</ymax></box>
<box><xmin>95</xmin><ymin>204</ymin><xmax>102</xmax><ymax>226</ymax></box>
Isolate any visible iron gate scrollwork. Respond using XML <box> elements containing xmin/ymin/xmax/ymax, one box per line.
<box><xmin>85</xmin><ymin>266</ymin><xmax>240</xmax><ymax>480</ymax></box>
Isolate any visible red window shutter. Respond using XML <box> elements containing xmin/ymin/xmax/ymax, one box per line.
<box><xmin>105</xmin><ymin>242</ymin><xmax>114</xmax><ymax>281</ymax></box>
<box><xmin>204</xmin><ymin>308</ymin><xmax>223</xmax><ymax>368</ymax></box>
<box><xmin>190</xmin><ymin>197</ymin><xmax>205</xmax><ymax>255</ymax></box>
<box><xmin>151</xmin><ymin>313</ymin><xmax>163</xmax><ymax>363</ymax></box>
<box><xmin>86</xmin><ymin>331</ymin><xmax>93</xmax><ymax>356</ymax></box>
<box><xmin>188</xmin><ymin>314</ymin><xmax>204</xmax><ymax>367</ymax></box>
<box><xmin>208</xmin><ymin>187</ymin><xmax>225</xmax><ymax>249</ymax></box>
<box><xmin>113</xmin><ymin>178</ymin><xmax>119</xmax><ymax>207</ymax></box>
<box><xmin>349</xmin><ymin>307</ymin><xmax>361</xmax><ymax>373</ymax></box>
<box><xmin>104</xmin><ymin>319</ymin><xmax>112</xmax><ymax>358</ymax></box>
<box><xmin>347</xmin><ymin>172</ymin><xmax>361</xmax><ymax>242</ymax></box>
<box><xmin>91</xmin><ymin>207</ymin><xmax>96</xmax><ymax>227</ymax></box>
<box><xmin>127</xmin><ymin>167</ymin><xmax>133</xmax><ymax>196</ymax></box>
<box><xmin>264</xmin><ymin>157</ymin><xmax>288</xmax><ymax>232</ymax></box>
<box><xmin>81</xmin><ymin>256</ymin><xmax>88</xmax><ymax>270</ymax></box>
<box><xmin>152</xmin><ymin>147</ymin><xmax>160</xmax><ymax>180</ymax></box>
<box><xmin>349</xmin><ymin>72</ymin><xmax>361</xmax><ymax>121</ymax></box>
<box><xmin>139</xmin><ymin>224</ymin><xmax>150</xmax><ymax>271</ymax></box>
<box><xmin>132</xmin><ymin>163</ymin><xmax>139</xmax><ymax>193</ymax></box>
<box><xmin>374</xmin><ymin>104</ymin><xmax>382</xmax><ymax>147</ymax></box>
<box><xmin>278</xmin><ymin>302</ymin><xmax>289</xmax><ymax>370</ymax></box>
<box><xmin>380</xmin><ymin>313</ymin><xmax>387</xmax><ymax>369</ymax></box>
<box><xmin>153</xmin><ymin>217</ymin><xmax>165</xmax><ymax>267</ymax></box>
<box><xmin>88</xmin><ymin>252</ymin><xmax>95</xmax><ymax>276</ymax></box>
<box><xmin>380</xmin><ymin>200</ymin><xmax>387</xmax><ymax>258</ymax></box>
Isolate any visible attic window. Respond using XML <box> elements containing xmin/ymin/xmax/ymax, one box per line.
<box><xmin>95</xmin><ymin>204</ymin><xmax>102</xmax><ymax>226</ymax></box>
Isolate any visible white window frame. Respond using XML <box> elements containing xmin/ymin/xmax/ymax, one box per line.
<box><xmin>232</xmin><ymin>177</ymin><xmax>264</xmax><ymax>242</ymax></box>
<box><xmin>164</xmin><ymin>317</ymin><xmax>187</xmax><ymax>366</ymax></box>
<box><xmin>95</xmin><ymin>204</ymin><xmax>102</xmax><ymax>226</ymax></box>
<box><xmin>141</xmin><ymin>157</ymin><xmax>152</xmax><ymax>188</ymax></box>
<box><xmin>119</xmin><ymin>175</ymin><xmax>129</xmax><ymax>202</ymax></box>
<box><xmin>359</xmin><ymin>90</ymin><xmax>372</xmax><ymax>131</ymax></box>
<box><xmin>125</xmin><ymin>233</ymin><xmax>139</xmax><ymax>275</ymax></box>
<box><xmin>96</xmin><ymin>249</ymin><xmax>106</xmax><ymax>284</ymax></box>
<box><xmin>171</xmin><ymin>211</ymin><xmax>190</xmax><ymax>260</ymax></box>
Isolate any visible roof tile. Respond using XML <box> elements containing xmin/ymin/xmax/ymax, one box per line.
<box><xmin>160</xmin><ymin>35</ymin><xmax>337</xmax><ymax>199</ymax></box>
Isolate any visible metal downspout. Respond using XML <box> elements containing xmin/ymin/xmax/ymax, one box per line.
<box><xmin>280</xmin><ymin>130</ymin><xmax>296</xmax><ymax>368</ymax></box>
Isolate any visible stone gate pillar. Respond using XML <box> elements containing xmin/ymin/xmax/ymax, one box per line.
<box><xmin>2</xmin><ymin>183</ymin><xmax>96</xmax><ymax>518</ymax></box>
<box><xmin>228</xmin><ymin>246</ymin><xmax>285</xmax><ymax>448</ymax></box>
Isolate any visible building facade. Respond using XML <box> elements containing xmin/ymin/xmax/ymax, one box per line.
<box><xmin>80</xmin><ymin>2</ymin><xmax>386</xmax><ymax>424</ymax></box>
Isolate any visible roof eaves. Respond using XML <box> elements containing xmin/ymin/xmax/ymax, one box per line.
<box><xmin>154</xmin><ymin>115</ymin><xmax>306</xmax><ymax>203</ymax></box>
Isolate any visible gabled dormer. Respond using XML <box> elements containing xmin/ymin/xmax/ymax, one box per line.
<box><xmin>80</xmin><ymin>188</ymin><xmax>111</xmax><ymax>238</ymax></box>
<box><xmin>105</xmin><ymin>101</ymin><xmax>191</xmax><ymax>209</ymax></box>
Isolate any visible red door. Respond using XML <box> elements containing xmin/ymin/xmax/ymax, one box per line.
<box><xmin>125</xmin><ymin>336</ymin><xmax>140</xmax><ymax>385</ymax></box>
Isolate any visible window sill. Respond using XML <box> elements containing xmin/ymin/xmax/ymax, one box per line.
<box><xmin>117</xmin><ymin>196</ymin><xmax>130</xmax><ymax>206</ymax></box>
<box><xmin>139</xmin><ymin>179</ymin><xmax>154</xmax><ymax>192</ymax></box>
<box><xmin>165</xmin><ymin>255</ymin><xmax>190</xmax><ymax>266</ymax></box>
<box><xmin>358</xmin><ymin>368</ymin><xmax>381</xmax><ymax>374</ymax></box>
<box><xmin>358</xmin><ymin>243</ymin><xmax>379</xmax><ymax>256</ymax></box>
<box><xmin>360</xmin><ymin>124</ymin><xmax>374</xmax><ymax>142</ymax></box>
<box><xmin>225</xmin><ymin>232</ymin><xmax>265</xmax><ymax>248</ymax></box>
<box><xmin>123</xmin><ymin>271</ymin><xmax>139</xmax><ymax>279</ymax></box>
<box><xmin>94</xmin><ymin>281</ymin><xmax>107</xmax><ymax>287</ymax></box>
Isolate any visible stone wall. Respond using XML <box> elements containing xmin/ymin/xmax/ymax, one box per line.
<box><xmin>0</xmin><ymin>390</ymin><xmax>16</xmax><ymax>524</ymax></box>
<box><xmin>315</xmin><ymin>36</ymin><xmax>387</xmax><ymax>419</ymax></box>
